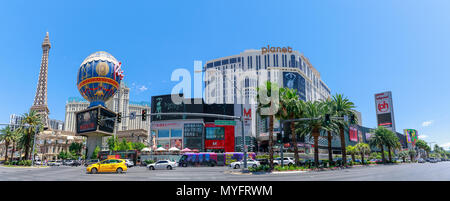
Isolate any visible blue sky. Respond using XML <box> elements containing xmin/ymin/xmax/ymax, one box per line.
<box><xmin>1</xmin><ymin>0</ymin><xmax>449</xmax><ymax>149</ymax></box>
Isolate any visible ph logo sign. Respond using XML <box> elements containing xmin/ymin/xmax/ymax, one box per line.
<box><xmin>378</xmin><ymin>101</ymin><xmax>389</xmax><ymax>113</ymax></box>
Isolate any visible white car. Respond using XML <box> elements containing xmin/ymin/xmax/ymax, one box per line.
<box><xmin>274</xmin><ymin>157</ymin><xmax>295</xmax><ymax>166</ymax></box>
<box><xmin>230</xmin><ymin>159</ymin><xmax>260</xmax><ymax>169</ymax></box>
<box><xmin>124</xmin><ymin>159</ymin><xmax>134</xmax><ymax>167</ymax></box>
<box><xmin>147</xmin><ymin>160</ymin><xmax>177</xmax><ymax>170</ymax></box>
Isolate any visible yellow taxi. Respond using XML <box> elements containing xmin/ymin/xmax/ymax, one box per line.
<box><xmin>86</xmin><ymin>159</ymin><xmax>128</xmax><ymax>174</ymax></box>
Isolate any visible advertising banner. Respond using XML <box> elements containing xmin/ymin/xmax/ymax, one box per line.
<box><xmin>375</xmin><ymin>91</ymin><xmax>396</xmax><ymax>131</ymax></box>
<box><xmin>170</xmin><ymin>139</ymin><xmax>183</xmax><ymax>149</ymax></box>
<box><xmin>76</xmin><ymin>107</ymin><xmax>98</xmax><ymax>134</ymax></box>
<box><xmin>283</xmin><ymin>72</ymin><xmax>306</xmax><ymax>101</ymax></box>
<box><xmin>404</xmin><ymin>129</ymin><xmax>418</xmax><ymax>145</ymax></box>
<box><xmin>349</xmin><ymin>126</ymin><xmax>358</xmax><ymax>142</ymax></box>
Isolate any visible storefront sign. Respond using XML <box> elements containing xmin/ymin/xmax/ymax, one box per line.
<box><xmin>205</xmin><ymin>140</ymin><xmax>225</xmax><ymax>149</ymax></box>
<box><xmin>152</xmin><ymin>122</ymin><xmax>181</xmax><ymax>129</ymax></box>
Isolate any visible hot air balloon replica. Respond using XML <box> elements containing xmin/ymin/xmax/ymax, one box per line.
<box><xmin>75</xmin><ymin>51</ymin><xmax>124</xmax><ymax>159</ymax></box>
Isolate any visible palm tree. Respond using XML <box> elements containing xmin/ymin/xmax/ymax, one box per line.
<box><xmin>19</xmin><ymin>110</ymin><xmax>43</xmax><ymax>160</ymax></box>
<box><xmin>278</xmin><ymin>87</ymin><xmax>304</xmax><ymax>166</ymax></box>
<box><xmin>369</xmin><ymin>126</ymin><xmax>390</xmax><ymax>164</ymax></box>
<box><xmin>330</xmin><ymin>94</ymin><xmax>356</xmax><ymax>166</ymax></box>
<box><xmin>385</xmin><ymin>131</ymin><xmax>400</xmax><ymax>163</ymax></box>
<box><xmin>415</xmin><ymin>139</ymin><xmax>429</xmax><ymax>158</ymax></box>
<box><xmin>0</xmin><ymin>126</ymin><xmax>13</xmax><ymax>161</ymax></box>
<box><xmin>257</xmin><ymin>81</ymin><xmax>281</xmax><ymax>169</ymax></box>
<box><xmin>355</xmin><ymin>143</ymin><xmax>371</xmax><ymax>164</ymax></box>
<box><xmin>323</xmin><ymin>99</ymin><xmax>339</xmax><ymax>165</ymax></box>
<box><xmin>9</xmin><ymin>128</ymin><xmax>21</xmax><ymax>161</ymax></box>
<box><xmin>398</xmin><ymin>150</ymin><xmax>408</xmax><ymax>162</ymax></box>
<box><xmin>296</xmin><ymin>101</ymin><xmax>327</xmax><ymax>167</ymax></box>
<box><xmin>346</xmin><ymin>145</ymin><xmax>357</xmax><ymax>163</ymax></box>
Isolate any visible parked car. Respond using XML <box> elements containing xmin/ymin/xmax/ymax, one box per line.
<box><xmin>274</xmin><ymin>157</ymin><xmax>295</xmax><ymax>166</ymax></box>
<box><xmin>63</xmin><ymin>160</ymin><xmax>74</xmax><ymax>166</ymax></box>
<box><xmin>147</xmin><ymin>160</ymin><xmax>177</xmax><ymax>170</ymax></box>
<box><xmin>256</xmin><ymin>158</ymin><xmax>269</xmax><ymax>166</ymax></box>
<box><xmin>86</xmin><ymin>159</ymin><xmax>127</xmax><ymax>174</ymax></box>
<box><xmin>71</xmin><ymin>160</ymin><xmax>82</xmax><ymax>166</ymax></box>
<box><xmin>85</xmin><ymin>159</ymin><xmax>100</xmax><ymax>167</ymax></box>
<box><xmin>47</xmin><ymin>160</ymin><xmax>61</xmax><ymax>166</ymax></box>
<box><xmin>428</xmin><ymin>158</ymin><xmax>438</xmax><ymax>163</ymax></box>
<box><xmin>124</xmin><ymin>159</ymin><xmax>134</xmax><ymax>167</ymax></box>
<box><xmin>369</xmin><ymin>159</ymin><xmax>382</xmax><ymax>163</ymax></box>
<box><xmin>230</xmin><ymin>159</ymin><xmax>260</xmax><ymax>169</ymax></box>
<box><xmin>418</xmin><ymin>158</ymin><xmax>426</xmax><ymax>163</ymax></box>
<box><xmin>34</xmin><ymin>160</ymin><xmax>42</xmax><ymax>165</ymax></box>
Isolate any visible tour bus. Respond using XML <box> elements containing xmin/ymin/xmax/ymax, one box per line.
<box><xmin>178</xmin><ymin>152</ymin><xmax>256</xmax><ymax>167</ymax></box>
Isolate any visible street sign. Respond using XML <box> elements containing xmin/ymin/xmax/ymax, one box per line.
<box><xmin>130</xmin><ymin>112</ymin><xmax>136</xmax><ymax>120</ymax></box>
<box><xmin>214</xmin><ymin>120</ymin><xmax>236</xmax><ymax>126</ymax></box>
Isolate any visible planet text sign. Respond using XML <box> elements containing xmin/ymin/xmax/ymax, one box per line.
<box><xmin>374</xmin><ymin>91</ymin><xmax>396</xmax><ymax>132</ymax></box>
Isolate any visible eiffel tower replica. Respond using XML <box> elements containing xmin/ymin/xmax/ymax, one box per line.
<box><xmin>30</xmin><ymin>32</ymin><xmax>51</xmax><ymax>130</ymax></box>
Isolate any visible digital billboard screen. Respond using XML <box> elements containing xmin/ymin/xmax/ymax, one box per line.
<box><xmin>98</xmin><ymin>107</ymin><xmax>115</xmax><ymax>133</ymax></box>
<box><xmin>283</xmin><ymin>72</ymin><xmax>306</xmax><ymax>101</ymax></box>
<box><xmin>375</xmin><ymin>91</ymin><xmax>395</xmax><ymax>131</ymax></box>
<box><xmin>76</xmin><ymin>107</ymin><xmax>98</xmax><ymax>134</ymax></box>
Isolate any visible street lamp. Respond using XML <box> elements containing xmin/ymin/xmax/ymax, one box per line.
<box><xmin>196</xmin><ymin>69</ymin><xmax>249</xmax><ymax>172</ymax></box>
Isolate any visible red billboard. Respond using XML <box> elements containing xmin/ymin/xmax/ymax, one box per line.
<box><xmin>349</xmin><ymin>126</ymin><xmax>358</xmax><ymax>142</ymax></box>
<box><xmin>205</xmin><ymin>123</ymin><xmax>235</xmax><ymax>152</ymax></box>
<box><xmin>205</xmin><ymin>140</ymin><xmax>225</xmax><ymax>149</ymax></box>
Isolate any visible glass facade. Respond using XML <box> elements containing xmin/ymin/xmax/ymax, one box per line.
<box><xmin>205</xmin><ymin>127</ymin><xmax>225</xmax><ymax>140</ymax></box>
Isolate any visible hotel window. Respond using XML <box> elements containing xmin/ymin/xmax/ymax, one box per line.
<box><xmin>230</xmin><ymin>58</ymin><xmax>237</xmax><ymax>64</ymax></box>
<box><xmin>171</xmin><ymin>129</ymin><xmax>182</xmax><ymax>138</ymax></box>
<box><xmin>222</xmin><ymin>59</ymin><xmax>229</xmax><ymax>65</ymax></box>
<box><xmin>158</xmin><ymin>129</ymin><xmax>170</xmax><ymax>138</ymax></box>
<box><xmin>290</xmin><ymin>55</ymin><xmax>296</xmax><ymax>67</ymax></box>
<box><xmin>273</xmin><ymin>54</ymin><xmax>276</xmax><ymax>67</ymax></box>
<box><xmin>214</xmin><ymin>61</ymin><xmax>221</xmax><ymax>67</ymax></box>
<box><xmin>206</xmin><ymin>127</ymin><xmax>225</xmax><ymax>140</ymax></box>
<box><xmin>264</xmin><ymin>55</ymin><xmax>267</xmax><ymax>68</ymax></box>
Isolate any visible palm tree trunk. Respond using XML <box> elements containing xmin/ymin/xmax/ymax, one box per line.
<box><xmin>381</xmin><ymin>146</ymin><xmax>386</xmax><ymax>164</ymax></box>
<box><xmin>387</xmin><ymin>145</ymin><xmax>392</xmax><ymax>163</ymax></box>
<box><xmin>291</xmin><ymin>122</ymin><xmax>299</xmax><ymax>166</ymax></box>
<box><xmin>339</xmin><ymin>126</ymin><xmax>347</xmax><ymax>166</ymax></box>
<box><xmin>4</xmin><ymin>141</ymin><xmax>9</xmax><ymax>162</ymax></box>
<box><xmin>269</xmin><ymin>115</ymin><xmax>274</xmax><ymax>170</ymax></box>
<box><xmin>313</xmin><ymin>128</ymin><xmax>320</xmax><ymax>168</ymax></box>
<box><xmin>361</xmin><ymin>153</ymin><xmax>365</xmax><ymax>165</ymax></box>
<box><xmin>10</xmin><ymin>141</ymin><xmax>15</xmax><ymax>162</ymax></box>
<box><xmin>327</xmin><ymin>131</ymin><xmax>333</xmax><ymax>165</ymax></box>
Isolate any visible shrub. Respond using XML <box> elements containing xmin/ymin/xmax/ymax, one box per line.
<box><xmin>143</xmin><ymin>160</ymin><xmax>155</xmax><ymax>165</ymax></box>
<box><xmin>249</xmin><ymin>164</ymin><xmax>271</xmax><ymax>172</ymax></box>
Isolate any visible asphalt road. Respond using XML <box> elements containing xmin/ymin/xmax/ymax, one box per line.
<box><xmin>1</xmin><ymin>161</ymin><xmax>449</xmax><ymax>181</ymax></box>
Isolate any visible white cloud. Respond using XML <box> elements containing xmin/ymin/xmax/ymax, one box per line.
<box><xmin>440</xmin><ymin>142</ymin><xmax>450</xmax><ymax>150</ymax></box>
<box><xmin>422</xmin><ymin>120</ymin><xmax>433</xmax><ymax>127</ymax></box>
<box><xmin>139</xmin><ymin>85</ymin><xmax>148</xmax><ymax>92</ymax></box>
<box><xmin>418</xmin><ymin>135</ymin><xmax>428</xmax><ymax>139</ymax></box>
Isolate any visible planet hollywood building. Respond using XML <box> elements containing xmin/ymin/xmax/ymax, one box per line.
<box><xmin>150</xmin><ymin>94</ymin><xmax>249</xmax><ymax>152</ymax></box>
<box><xmin>203</xmin><ymin>47</ymin><xmax>331</xmax><ymax>152</ymax></box>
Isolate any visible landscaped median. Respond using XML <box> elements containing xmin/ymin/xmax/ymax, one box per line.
<box><xmin>226</xmin><ymin>161</ymin><xmax>410</xmax><ymax>175</ymax></box>
<box><xmin>1</xmin><ymin>160</ymin><xmax>48</xmax><ymax>168</ymax></box>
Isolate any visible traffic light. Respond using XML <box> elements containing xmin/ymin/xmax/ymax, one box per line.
<box><xmin>117</xmin><ymin>112</ymin><xmax>122</xmax><ymax>123</ymax></box>
<box><xmin>276</xmin><ymin>133</ymin><xmax>282</xmax><ymax>144</ymax></box>
<box><xmin>97</xmin><ymin>116</ymin><xmax>102</xmax><ymax>126</ymax></box>
<box><xmin>142</xmin><ymin>109</ymin><xmax>147</xmax><ymax>121</ymax></box>
<box><xmin>350</xmin><ymin>114</ymin><xmax>355</xmax><ymax>124</ymax></box>
<box><xmin>325</xmin><ymin>114</ymin><xmax>330</xmax><ymax>124</ymax></box>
